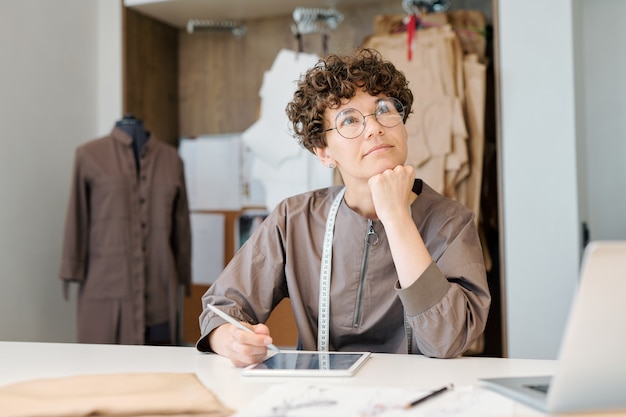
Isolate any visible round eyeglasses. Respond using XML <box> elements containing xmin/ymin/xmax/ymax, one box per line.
<box><xmin>325</xmin><ymin>97</ymin><xmax>405</xmax><ymax>139</ymax></box>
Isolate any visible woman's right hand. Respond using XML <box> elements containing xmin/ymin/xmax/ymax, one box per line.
<box><xmin>208</xmin><ymin>322</ymin><xmax>274</xmax><ymax>367</ymax></box>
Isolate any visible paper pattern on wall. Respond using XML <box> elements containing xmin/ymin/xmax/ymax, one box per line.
<box><xmin>190</xmin><ymin>212</ymin><xmax>224</xmax><ymax>285</ymax></box>
<box><xmin>179</xmin><ymin>134</ymin><xmax>242</xmax><ymax>210</ymax></box>
<box><xmin>242</xmin><ymin>49</ymin><xmax>334</xmax><ymax>211</ymax></box>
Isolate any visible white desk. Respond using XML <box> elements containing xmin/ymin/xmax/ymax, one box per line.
<box><xmin>0</xmin><ymin>341</ymin><xmax>614</xmax><ymax>416</ymax></box>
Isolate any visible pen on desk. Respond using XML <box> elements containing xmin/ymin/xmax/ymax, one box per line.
<box><xmin>404</xmin><ymin>384</ymin><xmax>453</xmax><ymax>410</ymax></box>
<box><xmin>206</xmin><ymin>304</ymin><xmax>280</xmax><ymax>352</ymax></box>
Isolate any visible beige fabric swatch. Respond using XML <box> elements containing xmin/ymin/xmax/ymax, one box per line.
<box><xmin>0</xmin><ymin>373</ymin><xmax>233</xmax><ymax>417</ymax></box>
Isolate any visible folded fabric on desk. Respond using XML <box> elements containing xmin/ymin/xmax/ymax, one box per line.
<box><xmin>0</xmin><ymin>372</ymin><xmax>233</xmax><ymax>417</ymax></box>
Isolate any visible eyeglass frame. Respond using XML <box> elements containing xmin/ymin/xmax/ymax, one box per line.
<box><xmin>324</xmin><ymin>97</ymin><xmax>406</xmax><ymax>139</ymax></box>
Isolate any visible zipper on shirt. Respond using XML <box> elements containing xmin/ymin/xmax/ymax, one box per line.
<box><xmin>353</xmin><ymin>219</ymin><xmax>378</xmax><ymax>328</ymax></box>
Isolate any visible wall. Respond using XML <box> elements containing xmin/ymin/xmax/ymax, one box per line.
<box><xmin>574</xmin><ymin>0</ymin><xmax>626</xmax><ymax>242</ymax></box>
<box><xmin>0</xmin><ymin>0</ymin><xmax>122</xmax><ymax>342</ymax></box>
<box><xmin>497</xmin><ymin>0</ymin><xmax>581</xmax><ymax>359</ymax></box>
<box><xmin>498</xmin><ymin>0</ymin><xmax>626</xmax><ymax>360</ymax></box>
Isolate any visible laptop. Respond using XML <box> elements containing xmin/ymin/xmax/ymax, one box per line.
<box><xmin>481</xmin><ymin>241</ymin><xmax>626</xmax><ymax>414</ymax></box>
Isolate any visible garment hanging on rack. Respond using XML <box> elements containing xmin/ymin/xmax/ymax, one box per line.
<box><xmin>372</xmin><ymin>11</ymin><xmax>488</xmax><ymax>62</ymax></box>
<box><xmin>446</xmin><ymin>10</ymin><xmax>488</xmax><ymax>61</ymax></box>
<box><xmin>364</xmin><ymin>14</ymin><xmax>486</xmax><ymax>219</ymax></box>
<box><xmin>458</xmin><ymin>54</ymin><xmax>486</xmax><ymax>220</ymax></box>
<box><xmin>59</xmin><ymin>126</ymin><xmax>191</xmax><ymax>345</ymax></box>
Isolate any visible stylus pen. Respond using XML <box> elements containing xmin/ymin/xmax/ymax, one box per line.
<box><xmin>404</xmin><ymin>384</ymin><xmax>453</xmax><ymax>409</ymax></box>
<box><xmin>206</xmin><ymin>304</ymin><xmax>280</xmax><ymax>352</ymax></box>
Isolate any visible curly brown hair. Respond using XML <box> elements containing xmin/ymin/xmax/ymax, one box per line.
<box><xmin>286</xmin><ymin>48</ymin><xmax>413</xmax><ymax>154</ymax></box>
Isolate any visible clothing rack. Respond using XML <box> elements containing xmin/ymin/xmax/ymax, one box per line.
<box><xmin>186</xmin><ymin>19</ymin><xmax>246</xmax><ymax>38</ymax></box>
<box><xmin>291</xmin><ymin>7</ymin><xmax>344</xmax><ymax>54</ymax></box>
<box><xmin>291</xmin><ymin>7</ymin><xmax>344</xmax><ymax>35</ymax></box>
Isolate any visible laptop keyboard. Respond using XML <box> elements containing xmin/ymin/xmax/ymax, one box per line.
<box><xmin>524</xmin><ymin>383</ymin><xmax>550</xmax><ymax>394</ymax></box>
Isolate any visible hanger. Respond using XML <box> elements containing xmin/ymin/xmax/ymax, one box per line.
<box><xmin>402</xmin><ymin>0</ymin><xmax>422</xmax><ymax>17</ymax></box>
<box><xmin>403</xmin><ymin>0</ymin><xmax>451</xmax><ymax>15</ymax></box>
<box><xmin>401</xmin><ymin>0</ymin><xmax>452</xmax><ymax>61</ymax></box>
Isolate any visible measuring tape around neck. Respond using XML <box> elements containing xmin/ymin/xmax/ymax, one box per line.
<box><xmin>317</xmin><ymin>187</ymin><xmax>345</xmax><ymax>352</ymax></box>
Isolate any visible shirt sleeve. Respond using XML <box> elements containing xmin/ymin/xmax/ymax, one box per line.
<box><xmin>396</xmin><ymin>212</ymin><xmax>491</xmax><ymax>358</ymax></box>
<box><xmin>196</xmin><ymin>209</ymin><xmax>288</xmax><ymax>352</ymax></box>
<box><xmin>58</xmin><ymin>147</ymin><xmax>90</xmax><ymax>299</ymax></box>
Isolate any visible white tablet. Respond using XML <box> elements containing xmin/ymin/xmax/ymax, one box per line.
<box><xmin>241</xmin><ymin>350</ymin><xmax>371</xmax><ymax>377</ymax></box>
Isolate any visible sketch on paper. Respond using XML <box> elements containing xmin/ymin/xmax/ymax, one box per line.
<box><xmin>234</xmin><ymin>384</ymin><xmax>514</xmax><ymax>417</ymax></box>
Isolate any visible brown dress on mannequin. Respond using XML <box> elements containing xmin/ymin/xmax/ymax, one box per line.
<box><xmin>60</xmin><ymin>126</ymin><xmax>191</xmax><ymax>345</ymax></box>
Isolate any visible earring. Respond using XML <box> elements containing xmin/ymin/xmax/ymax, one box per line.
<box><xmin>329</xmin><ymin>163</ymin><xmax>335</xmax><ymax>169</ymax></box>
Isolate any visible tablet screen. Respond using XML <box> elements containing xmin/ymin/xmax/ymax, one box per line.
<box><xmin>241</xmin><ymin>351</ymin><xmax>371</xmax><ymax>377</ymax></box>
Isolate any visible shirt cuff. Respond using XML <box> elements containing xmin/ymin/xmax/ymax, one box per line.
<box><xmin>195</xmin><ymin>316</ymin><xmax>229</xmax><ymax>353</ymax></box>
<box><xmin>395</xmin><ymin>261</ymin><xmax>451</xmax><ymax>316</ymax></box>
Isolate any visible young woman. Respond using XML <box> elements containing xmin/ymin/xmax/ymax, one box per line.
<box><xmin>197</xmin><ymin>48</ymin><xmax>490</xmax><ymax>367</ymax></box>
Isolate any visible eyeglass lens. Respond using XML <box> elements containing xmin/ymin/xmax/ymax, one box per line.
<box><xmin>334</xmin><ymin>97</ymin><xmax>404</xmax><ymax>139</ymax></box>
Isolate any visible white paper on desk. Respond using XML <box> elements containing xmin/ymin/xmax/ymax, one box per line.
<box><xmin>233</xmin><ymin>384</ymin><xmax>514</xmax><ymax>417</ymax></box>
<box><xmin>190</xmin><ymin>212</ymin><xmax>224</xmax><ymax>285</ymax></box>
